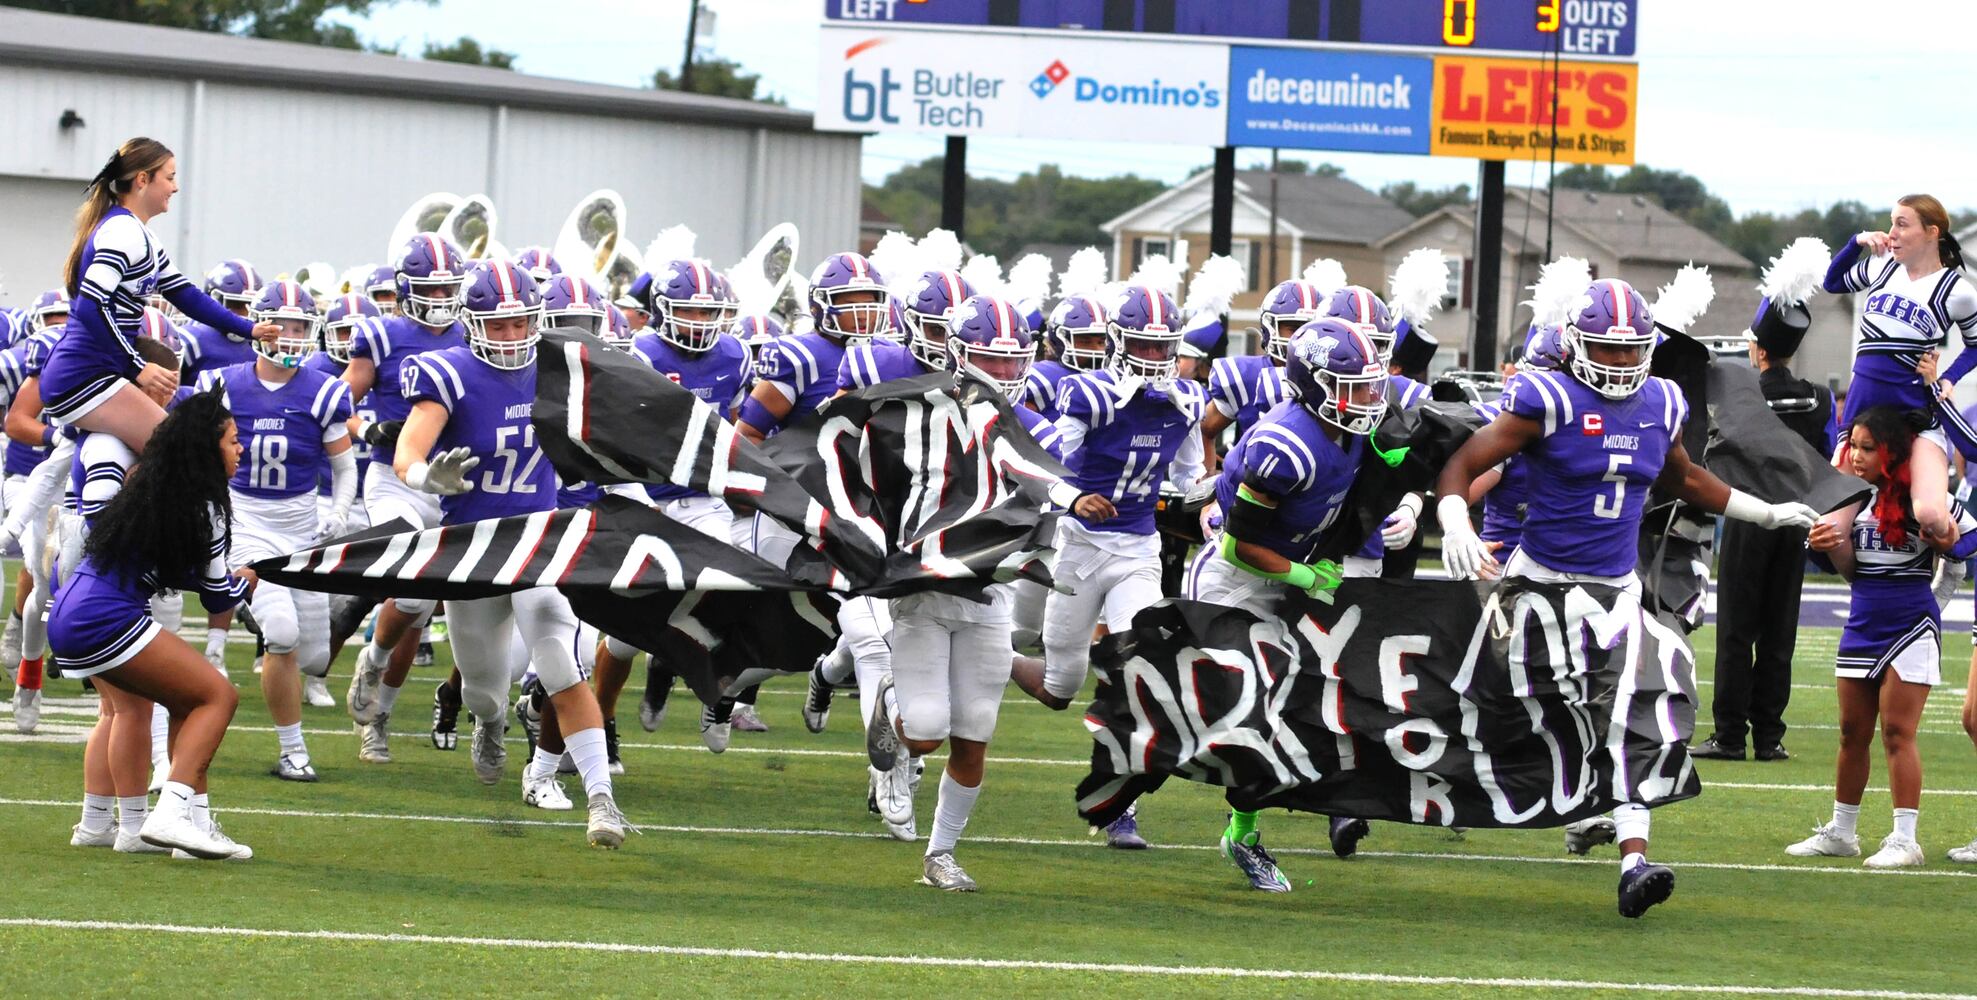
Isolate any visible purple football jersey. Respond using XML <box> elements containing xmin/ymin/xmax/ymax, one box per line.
<box><xmin>743</xmin><ymin>330</ymin><xmax>849</xmax><ymax>435</ymax></box>
<box><xmin>1054</xmin><ymin>371</ymin><xmax>1206</xmax><ymax>535</ymax></box>
<box><xmin>1019</xmin><ymin>358</ymin><xmax>1077</xmax><ymax>420</ymax></box>
<box><xmin>402</xmin><ymin>346</ymin><xmax>557</xmax><ymax>526</ymax></box>
<box><xmin>1207</xmin><ymin>354</ymin><xmax>1288</xmax><ymax>439</ymax></box>
<box><xmin>179</xmin><ymin>320</ymin><xmax>257</xmax><ymax>378</ymax></box>
<box><xmin>836</xmin><ymin>336</ymin><xmax>932</xmax><ymax>391</ymax></box>
<box><xmin>631</xmin><ymin>330</ymin><xmax>752</xmax><ymax>503</ymax></box>
<box><xmin>1212</xmin><ymin>400</ymin><xmax>1360</xmax><ymax>562</ymax></box>
<box><xmin>351</xmin><ymin>314</ymin><xmax>466</xmax><ymax>461</ymax></box>
<box><xmin>200</xmin><ymin>362</ymin><xmax>354</xmax><ymax>500</ymax></box>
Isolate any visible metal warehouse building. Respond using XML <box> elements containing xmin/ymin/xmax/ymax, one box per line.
<box><xmin>0</xmin><ymin>8</ymin><xmax>860</xmax><ymax>303</ymax></box>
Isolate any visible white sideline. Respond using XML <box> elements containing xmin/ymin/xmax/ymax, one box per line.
<box><xmin>3</xmin><ymin>797</ymin><xmax>1974</xmax><ymax>880</ymax></box>
<box><xmin>0</xmin><ymin>917</ymin><xmax>1967</xmax><ymax>998</ymax></box>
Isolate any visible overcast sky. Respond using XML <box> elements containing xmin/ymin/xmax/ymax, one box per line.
<box><xmin>337</xmin><ymin>0</ymin><xmax>1974</xmax><ymax>219</ymax></box>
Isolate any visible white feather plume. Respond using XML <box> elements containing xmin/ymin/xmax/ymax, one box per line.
<box><xmin>960</xmin><ymin>254</ymin><xmax>1004</xmax><ymax>298</ymax></box>
<box><xmin>1058</xmin><ymin>247</ymin><xmax>1109</xmax><ymax>300</ymax></box>
<box><xmin>1523</xmin><ymin>256</ymin><xmax>1594</xmax><ymax>327</ymax></box>
<box><xmin>866</xmin><ymin>231</ymin><xmax>925</xmax><ymax>300</ymax></box>
<box><xmin>918</xmin><ymin>229</ymin><xmax>964</xmax><ymax>273</ymax></box>
<box><xmin>1129</xmin><ymin>253</ymin><xmax>1187</xmax><ymax>302</ymax></box>
<box><xmin>1652</xmin><ymin>264</ymin><xmax>1715</xmax><ymax>333</ymax></box>
<box><xmin>643</xmin><ymin>225</ymin><xmax>698</xmax><ymax>269</ymax></box>
<box><xmin>1184</xmin><ymin>254</ymin><xmax>1247</xmax><ymax>318</ymax></box>
<box><xmin>1302</xmin><ymin>258</ymin><xmax>1349</xmax><ymax>297</ymax></box>
<box><xmin>1004</xmin><ymin>254</ymin><xmax>1055</xmax><ymax>310</ymax></box>
<box><xmin>1760</xmin><ymin>236</ymin><xmax>1833</xmax><ymax>308</ymax></box>
<box><xmin>1387</xmin><ymin>248</ymin><xmax>1452</xmax><ymax>328</ymax></box>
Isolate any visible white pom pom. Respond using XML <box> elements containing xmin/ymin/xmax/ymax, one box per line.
<box><xmin>867</xmin><ymin>231</ymin><xmax>925</xmax><ymax>300</ymax></box>
<box><xmin>1387</xmin><ymin>248</ymin><xmax>1452</xmax><ymax>328</ymax></box>
<box><xmin>1128</xmin><ymin>254</ymin><xmax>1187</xmax><ymax>302</ymax></box>
<box><xmin>918</xmin><ymin>229</ymin><xmax>964</xmax><ymax>273</ymax></box>
<box><xmin>1761</xmin><ymin>236</ymin><xmax>1833</xmax><ymax>308</ymax></box>
<box><xmin>1651</xmin><ymin>264</ymin><xmax>1715</xmax><ymax>333</ymax></box>
<box><xmin>1184</xmin><ymin>254</ymin><xmax>1247</xmax><ymax>318</ymax></box>
<box><xmin>1058</xmin><ymin>247</ymin><xmax>1110</xmax><ymax>300</ymax></box>
<box><xmin>1523</xmin><ymin>256</ymin><xmax>1594</xmax><ymax>327</ymax></box>
<box><xmin>1004</xmin><ymin>254</ymin><xmax>1055</xmax><ymax>312</ymax></box>
<box><xmin>1302</xmin><ymin>258</ymin><xmax>1348</xmax><ymax>296</ymax></box>
<box><xmin>643</xmin><ymin>225</ymin><xmax>697</xmax><ymax>269</ymax></box>
<box><xmin>960</xmin><ymin>254</ymin><xmax>1004</xmax><ymax>298</ymax></box>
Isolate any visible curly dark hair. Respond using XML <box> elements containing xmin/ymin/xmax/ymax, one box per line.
<box><xmin>84</xmin><ymin>390</ymin><xmax>236</xmax><ymax>585</ymax></box>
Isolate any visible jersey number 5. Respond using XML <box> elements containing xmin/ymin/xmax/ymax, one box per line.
<box><xmin>482</xmin><ymin>425</ymin><xmax>543</xmax><ymax>495</ymax></box>
<box><xmin>1593</xmin><ymin>454</ymin><xmax>1631</xmax><ymax>520</ymax></box>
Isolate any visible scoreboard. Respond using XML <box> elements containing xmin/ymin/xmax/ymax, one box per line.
<box><xmin>825</xmin><ymin>0</ymin><xmax>1636</xmax><ymax>58</ymax></box>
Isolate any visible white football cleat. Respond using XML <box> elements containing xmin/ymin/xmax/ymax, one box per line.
<box><xmin>523</xmin><ymin>772</ymin><xmax>573</xmax><ymax>811</ymax></box>
<box><xmin>346</xmin><ymin>643</ymin><xmax>386</xmax><ymax>725</ymax></box>
<box><xmin>1863</xmin><ymin>834</ymin><xmax>1924</xmax><ymax>869</ymax></box>
<box><xmin>70</xmin><ymin>823</ymin><xmax>115</xmax><ymax>848</ymax></box>
<box><xmin>1947</xmin><ymin>837</ymin><xmax>1977</xmax><ymax>864</ymax></box>
<box><xmin>471</xmin><ymin>716</ymin><xmax>507</xmax><ymax>785</ymax></box>
<box><xmin>587</xmin><ymin>793</ymin><xmax>632</xmax><ymax>849</ymax></box>
<box><xmin>113</xmin><ymin>828</ymin><xmax>168</xmax><ymax>854</ymax></box>
<box><xmin>873</xmin><ymin>759</ymin><xmax>915</xmax><ymax>826</ymax></box>
<box><xmin>11</xmin><ymin>685</ymin><xmax>40</xmax><ymax>734</ymax></box>
<box><xmin>1785</xmin><ymin>822</ymin><xmax>1861</xmax><ymax>858</ymax></box>
<box><xmin>139</xmin><ymin>808</ymin><xmax>247</xmax><ymax>860</ymax></box>
<box><xmin>699</xmin><ymin>701</ymin><xmax>733</xmax><ymax>754</ymax></box>
<box><xmin>302</xmin><ymin>675</ymin><xmax>336</xmax><ymax>708</ymax></box>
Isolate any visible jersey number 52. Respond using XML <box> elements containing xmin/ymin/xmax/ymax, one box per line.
<box><xmin>482</xmin><ymin>425</ymin><xmax>543</xmax><ymax>495</ymax></box>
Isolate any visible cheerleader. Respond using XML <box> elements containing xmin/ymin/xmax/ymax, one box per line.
<box><xmin>47</xmin><ymin>391</ymin><xmax>255</xmax><ymax>859</ymax></box>
<box><xmin>40</xmin><ymin>138</ymin><xmax>276</xmax><ymax>454</ymax></box>
<box><xmin>1822</xmin><ymin>195</ymin><xmax>1977</xmax><ymax>542</ymax></box>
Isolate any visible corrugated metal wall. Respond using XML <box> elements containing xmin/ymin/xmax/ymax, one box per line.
<box><xmin>0</xmin><ymin>64</ymin><xmax>859</xmax><ymax>304</ymax></box>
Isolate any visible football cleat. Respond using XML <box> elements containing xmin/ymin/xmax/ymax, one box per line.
<box><xmin>700</xmin><ymin>699</ymin><xmax>734</xmax><ymax>753</ymax></box>
<box><xmin>802</xmin><ymin>657</ymin><xmax>834</xmax><ymax>733</ymax></box>
<box><xmin>471</xmin><ymin>716</ymin><xmax>508</xmax><ymax>785</ymax></box>
<box><xmin>1617</xmin><ymin>861</ymin><xmax>1675</xmax><ymax>918</ymax></box>
<box><xmin>639</xmin><ymin>666</ymin><xmax>671</xmax><ymax>732</ymax></box>
<box><xmin>587</xmin><ymin>793</ymin><xmax>632</xmax><ymax>849</ymax></box>
<box><xmin>10</xmin><ymin>685</ymin><xmax>40</xmax><ymax>734</ymax></box>
<box><xmin>71</xmin><ymin>823</ymin><xmax>116</xmax><ymax>848</ymax></box>
<box><xmin>1564</xmin><ymin>816</ymin><xmax>1618</xmax><ymax>855</ymax></box>
<box><xmin>1104</xmin><ymin>804</ymin><xmax>1147</xmax><ymax>850</ymax></box>
<box><xmin>346</xmin><ymin>643</ymin><xmax>386</xmax><ymax>724</ymax></box>
<box><xmin>302</xmin><ymin>675</ymin><xmax>336</xmax><ymax>708</ymax></box>
<box><xmin>114</xmin><ymin>828</ymin><xmax>168</xmax><ymax>854</ymax></box>
<box><xmin>1946</xmin><ymin>837</ymin><xmax>1977</xmax><ymax>863</ymax></box>
<box><xmin>1863</xmin><ymin>834</ymin><xmax>1924</xmax><ymax>869</ymax></box>
<box><xmin>356</xmin><ymin>712</ymin><xmax>391</xmax><ymax>764</ymax></box>
<box><xmin>875</xmin><ymin>758</ymin><xmax>916</xmax><ymax>826</ymax></box>
<box><xmin>516</xmin><ymin>677</ymin><xmax>544</xmax><ymax>758</ymax></box>
<box><xmin>1328</xmin><ymin>815</ymin><xmax>1370</xmax><ymax>858</ymax></box>
<box><xmin>431</xmin><ymin>679</ymin><xmax>461</xmax><ymax>751</ymax></box>
<box><xmin>0</xmin><ymin>615</ymin><xmax>20</xmax><ymax>671</ymax></box>
<box><xmin>1785</xmin><ymin>822</ymin><xmax>1860</xmax><ymax>858</ymax></box>
<box><xmin>1221</xmin><ymin>832</ymin><xmax>1291</xmax><ymax>892</ymax></box>
<box><xmin>731</xmin><ymin>702</ymin><xmax>768</xmax><ymax>733</ymax></box>
<box><xmin>523</xmin><ymin>772</ymin><xmax>573</xmax><ymax>811</ymax></box>
<box><xmin>919</xmin><ymin>851</ymin><xmax>978</xmax><ymax>891</ymax></box>
<box><xmin>866</xmin><ymin>676</ymin><xmax>900</xmax><ymax>771</ymax></box>
<box><xmin>140</xmin><ymin>809</ymin><xmax>248</xmax><ymax>860</ymax></box>
<box><xmin>414</xmin><ymin>640</ymin><xmax>434</xmax><ymax>667</ymax></box>
<box><xmin>271</xmin><ymin>751</ymin><xmax>319</xmax><ymax>782</ymax></box>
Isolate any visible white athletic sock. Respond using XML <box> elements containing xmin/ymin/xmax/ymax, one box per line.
<box><xmin>1621</xmin><ymin>851</ymin><xmax>1646</xmax><ymax>873</ymax></box>
<box><xmin>819</xmin><ymin>641</ymin><xmax>856</xmax><ymax>686</ymax></box>
<box><xmin>275</xmin><ymin>722</ymin><xmax>306</xmax><ymax>757</ymax></box>
<box><xmin>564</xmin><ymin>727</ymin><xmax>612</xmax><ymax>798</ymax></box>
<box><xmin>926</xmin><ymin>770</ymin><xmax>982</xmax><ymax>855</ymax></box>
<box><xmin>376</xmin><ymin>682</ymin><xmax>402</xmax><ymax>716</ymax></box>
<box><xmin>1613</xmin><ymin>803</ymin><xmax>1650</xmax><ymax>845</ymax></box>
<box><xmin>204</xmin><ymin>627</ymin><xmax>228</xmax><ymax>658</ymax></box>
<box><xmin>157</xmin><ymin>781</ymin><xmax>193</xmax><ymax>821</ymax></box>
<box><xmin>853</xmin><ymin>656</ymin><xmax>889</xmax><ymax>730</ymax></box>
<box><xmin>1832</xmin><ymin>801</ymin><xmax>1860</xmax><ymax>839</ymax></box>
<box><xmin>1893</xmin><ymin>807</ymin><xmax>1919</xmax><ymax>841</ymax></box>
<box><xmin>191</xmin><ymin>792</ymin><xmax>211</xmax><ymax>830</ymax></box>
<box><xmin>80</xmin><ymin>793</ymin><xmax>114</xmax><ymax>832</ymax></box>
<box><xmin>116</xmin><ymin>795</ymin><xmax>147</xmax><ymax>834</ymax></box>
<box><xmin>527</xmin><ymin>745</ymin><xmax>562</xmax><ymax>783</ymax></box>
<box><xmin>150</xmin><ymin>703</ymin><xmax>169</xmax><ymax>759</ymax></box>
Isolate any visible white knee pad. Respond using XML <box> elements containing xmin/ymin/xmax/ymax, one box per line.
<box><xmin>515</xmin><ymin>588</ymin><xmax>585</xmax><ymax>695</ymax></box>
<box><xmin>294</xmin><ymin>588</ymin><xmax>332</xmax><ymax>678</ymax></box>
<box><xmin>392</xmin><ymin>596</ymin><xmax>436</xmax><ymax>620</ymax></box>
<box><xmin>448</xmin><ymin>596</ymin><xmax>518</xmax><ymax>723</ymax></box>
<box><xmin>603</xmin><ymin>634</ymin><xmax>639</xmax><ymax>661</ymax></box>
<box><xmin>252</xmin><ymin>582</ymin><xmax>301</xmax><ymax>655</ymax></box>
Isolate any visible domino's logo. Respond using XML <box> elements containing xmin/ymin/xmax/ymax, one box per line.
<box><xmin>1030</xmin><ymin>60</ymin><xmax>1069</xmax><ymax>98</ymax></box>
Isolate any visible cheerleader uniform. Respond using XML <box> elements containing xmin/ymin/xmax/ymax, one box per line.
<box><xmin>1833</xmin><ymin>490</ymin><xmax>1977</xmax><ymax>685</ymax></box>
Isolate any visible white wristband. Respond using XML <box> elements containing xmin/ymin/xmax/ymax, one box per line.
<box><xmin>1046</xmin><ymin>481</ymin><xmax>1083</xmax><ymax>510</ymax></box>
<box><xmin>1397</xmin><ymin>492</ymin><xmax>1425</xmax><ymax>519</ymax></box>
<box><xmin>1436</xmin><ymin>493</ymin><xmax>1471</xmax><ymax>532</ymax></box>
<box><xmin>1722</xmin><ymin>489</ymin><xmax>1768</xmax><ymax>525</ymax></box>
<box><xmin>404</xmin><ymin>461</ymin><xmax>432</xmax><ymax>493</ymax></box>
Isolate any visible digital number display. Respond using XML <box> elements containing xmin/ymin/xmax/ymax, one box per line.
<box><xmin>824</xmin><ymin>1</ymin><xmax>1635</xmax><ymax>58</ymax></box>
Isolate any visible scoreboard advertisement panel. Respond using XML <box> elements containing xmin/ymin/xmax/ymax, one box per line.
<box><xmin>825</xmin><ymin>1</ymin><xmax>1636</xmax><ymax>59</ymax></box>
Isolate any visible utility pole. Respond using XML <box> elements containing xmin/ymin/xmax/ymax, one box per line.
<box><xmin>681</xmin><ymin>1</ymin><xmax>701</xmax><ymax>93</ymax></box>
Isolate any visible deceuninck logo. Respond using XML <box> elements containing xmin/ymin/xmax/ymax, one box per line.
<box><xmin>1029</xmin><ymin>60</ymin><xmax>1069</xmax><ymax>98</ymax></box>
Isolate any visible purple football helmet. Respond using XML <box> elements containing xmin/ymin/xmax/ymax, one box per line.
<box><xmin>1563</xmin><ymin>278</ymin><xmax>1655</xmax><ymax>399</ymax></box>
<box><xmin>1105</xmin><ymin>284</ymin><xmax>1183</xmax><ymax>382</ymax></box>
<box><xmin>808</xmin><ymin>252</ymin><xmax>892</xmax><ymax>342</ymax></box>
<box><xmin>394</xmin><ymin>233</ymin><xmax>470</xmax><ymax>328</ymax></box>
<box><xmin>541</xmin><ymin>274</ymin><xmax>608</xmax><ymax>338</ymax></box>
<box><xmin>138</xmin><ymin>306</ymin><xmax>186</xmax><ymax>367</ymax></box>
<box><xmin>1045</xmin><ymin>295</ymin><xmax>1109</xmax><ymax>372</ymax></box>
<box><xmin>902</xmin><ymin>269</ymin><xmax>977</xmax><ymax>371</ymax></box>
<box><xmin>324</xmin><ymin>292</ymin><xmax>383</xmax><ymax>364</ymax></box>
<box><xmin>645</xmin><ymin>259</ymin><xmax>735</xmax><ymax>354</ymax></box>
<box><xmin>948</xmin><ymin>295</ymin><xmax>1037</xmax><ymax>399</ymax></box>
<box><xmin>605</xmin><ymin>303</ymin><xmax>631</xmax><ymax>347</ymax></box>
<box><xmin>29</xmin><ymin>288</ymin><xmax>72</xmax><ymax>334</ymax></box>
<box><xmin>250</xmin><ymin>280</ymin><xmax>320</xmax><ymax>368</ymax></box>
<box><xmin>1284</xmin><ymin>318</ymin><xmax>1389</xmax><ymax>436</ymax></box>
<box><xmin>202</xmin><ymin>259</ymin><xmax>264</xmax><ymax>319</ymax></box>
<box><xmin>460</xmin><ymin>260</ymin><xmax>543</xmax><ymax>371</ymax></box>
<box><xmin>360</xmin><ymin>263</ymin><xmax>399</xmax><ymax>315</ymax></box>
<box><xmin>1258</xmin><ymin>279</ymin><xmax>1324</xmax><ymax>364</ymax></box>
<box><xmin>1518</xmin><ymin>323</ymin><xmax>1568</xmax><ymax>372</ymax></box>
<box><xmin>512</xmin><ymin>246</ymin><xmax>562</xmax><ymax>284</ymax></box>
<box><xmin>1320</xmin><ymin>285</ymin><xmax>1398</xmax><ymax>364</ymax></box>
